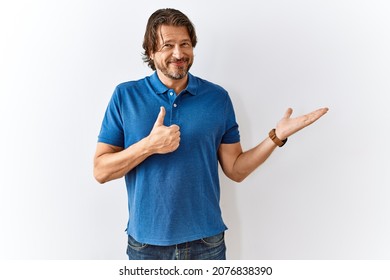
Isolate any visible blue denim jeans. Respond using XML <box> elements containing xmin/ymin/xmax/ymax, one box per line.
<box><xmin>126</xmin><ymin>232</ymin><xmax>226</xmax><ymax>260</ymax></box>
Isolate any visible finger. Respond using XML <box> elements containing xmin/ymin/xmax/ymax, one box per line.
<box><xmin>153</xmin><ymin>106</ymin><xmax>166</xmax><ymax>127</ymax></box>
<box><xmin>308</xmin><ymin>107</ymin><xmax>329</xmax><ymax>120</ymax></box>
<box><xmin>169</xmin><ymin>124</ymin><xmax>180</xmax><ymax>131</ymax></box>
<box><xmin>301</xmin><ymin>108</ymin><xmax>329</xmax><ymax>125</ymax></box>
<box><xmin>283</xmin><ymin>108</ymin><xmax>293</xmax><ymax>119</ymax></box>
<box><xmin>319</xmin><ymin>107</ymin><xmax>329</xmax><ymax>115</ymax></box>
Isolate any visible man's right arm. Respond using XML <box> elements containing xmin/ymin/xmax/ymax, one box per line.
<box><xmin>93</xmin><ymin>106</ymin><xmax>180</xmax><ymax>184</ymax></box>
<box><xmin>93</xmin><ymin>140</ymin><xmax>151</xmax><ymax>184</ymax></box>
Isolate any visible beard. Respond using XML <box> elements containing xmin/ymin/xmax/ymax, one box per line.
<box><xmin>155</xmin><ymin>58</ymin><xmax>193</xmax><ymax>80</ymax></box>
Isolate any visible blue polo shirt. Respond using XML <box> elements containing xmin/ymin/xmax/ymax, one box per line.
<box><xmin>98</xmin><ymin>72</ymin><xmax>240</xmax><ymax>245</ymax></box>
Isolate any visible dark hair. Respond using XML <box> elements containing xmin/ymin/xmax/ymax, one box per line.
<box><xmin>142</xmin><ymin>8</ymin><xmax>197</xmax><ymax>70</ymax></box>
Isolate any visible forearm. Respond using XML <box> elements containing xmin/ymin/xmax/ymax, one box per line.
<box><xmin>94</xmin><ymin>138</ymin><xmax>153</xmax><ymax>184</ymax></box>
<box><xmin>94</xmin><ymin>109</ymin><xmax>181</xmax><ymax>184</ymax></box>
<box><xmin>219</xmin><ymin>107</ymin><xmax>328</xmax><ymax>183</ymax></box>
<box><xmin>231</xmin><ymin>137</ymin><xmax>278</xmax><ymax>182</ymax></box>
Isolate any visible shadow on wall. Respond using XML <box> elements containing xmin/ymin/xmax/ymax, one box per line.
<box><xmin>220</xmin><ymin>174</ymin><xmax>242</xmax><ymax>260</ymax></box>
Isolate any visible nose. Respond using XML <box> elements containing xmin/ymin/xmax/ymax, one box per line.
<box><xmin>172</xmin><ymin>45</ymin><xmax>183</xmax><ymax>59</ymax></box>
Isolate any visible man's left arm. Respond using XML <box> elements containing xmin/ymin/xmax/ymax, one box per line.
<box><xmin>218</xmin><ymin>107</ymin><xmax>329</xmax><ymax>182</ymax></box>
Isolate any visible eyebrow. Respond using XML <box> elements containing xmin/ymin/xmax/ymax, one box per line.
<box><xmin>162</xmin><ymin>39</ymin><xmax>191</xmax><ymax>44</ymax></box>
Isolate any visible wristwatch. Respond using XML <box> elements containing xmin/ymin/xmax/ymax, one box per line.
<box><xmin>269</xmin><ymin>128</ymin><xmax>288</xmax><ymax>147</ymax></box>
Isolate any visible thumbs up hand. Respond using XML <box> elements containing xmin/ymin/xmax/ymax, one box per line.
<box><xmin>147</xmin><ymin>107</ymin><xmax>181</xmax><ymax>154</ymax></box>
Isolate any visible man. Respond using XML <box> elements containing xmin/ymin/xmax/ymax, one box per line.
<box><xmin>93</xmin><ymin>8</ymin><xmax>328</xmax><ymax>260</ymax></box>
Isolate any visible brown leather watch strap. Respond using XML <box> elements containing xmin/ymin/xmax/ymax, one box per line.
<box><xmin>269</xmin><ymin>128</ymin><xmax>288</xmax><ymax>147</ymax></box>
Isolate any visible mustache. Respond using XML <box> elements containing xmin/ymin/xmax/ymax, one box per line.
<box><xmin>168</xmin><ymin>58</ymin><xmax>189</xmax><ymax>63</ymax></box>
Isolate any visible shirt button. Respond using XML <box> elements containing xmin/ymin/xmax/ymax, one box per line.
<box><xmin>173</xmin><ymin>103</ymin><xmax>177</xmax><ymax>107</ymax></box>
<box><xmin>169</xmin><ymin>92</ymin><xmax>174</xmax><ymax>96</ymax></box>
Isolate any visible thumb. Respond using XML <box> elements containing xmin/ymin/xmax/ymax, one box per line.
<box><xmin>153</xmin><ymin>106</ymin><xmax>166</xmax><ymax>127</ymax></box>
<box><xmin>283</xmin><ymin>108</ymin><xmax>293</xmax><ymax>119</ymax></box>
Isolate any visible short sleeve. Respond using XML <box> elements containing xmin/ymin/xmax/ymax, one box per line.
<box><xmin>221</xmin><ymin>94</ymin><xmax>240</xmax><ymax>144</ymax></box>
<box><xmin>97</xmin><ymin>87</ymin><xmax>125</xmax><ymax>147</ymax></box>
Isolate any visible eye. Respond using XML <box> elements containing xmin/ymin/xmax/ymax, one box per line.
<box><xmin>181</xmin><ymin>42</ymin><xmax>191</xmax><ymax>48</ymax></box>
<box><xmin>162</xmin><ymin>44</ymin><xmax>173</xmax><ymax>49</ymax></box>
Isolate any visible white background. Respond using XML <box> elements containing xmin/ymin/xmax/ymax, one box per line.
<box><xmin>1</xmin><ymin>0</ymin><xmax>389</xmax><ymax>260</ymax></box>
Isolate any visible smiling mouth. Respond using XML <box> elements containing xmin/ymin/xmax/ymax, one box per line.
<box><xmin>169</xmin><ymin>59</ymin><xmax>188</xmax><ymax>66</ymax></box>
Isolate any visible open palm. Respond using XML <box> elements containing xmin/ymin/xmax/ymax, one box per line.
<box><xmin>275</xmin><ymin>107</ymin><xmax>329</xmax><ymax>140</ymax></box>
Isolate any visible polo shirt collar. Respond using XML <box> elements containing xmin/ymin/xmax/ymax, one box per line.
<box><xmin>150</xmin><ymin>71</ymin><xmax>198</xmax><ymax>96</ymax></box>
